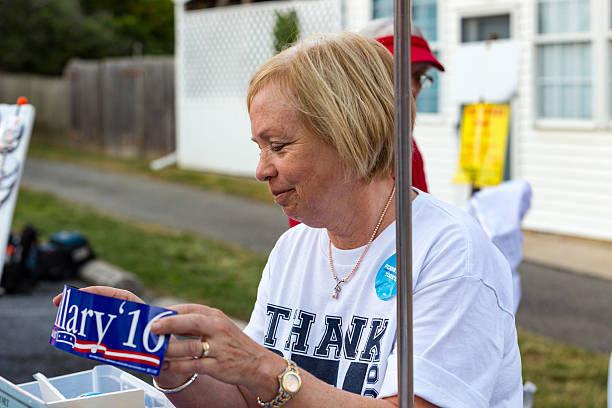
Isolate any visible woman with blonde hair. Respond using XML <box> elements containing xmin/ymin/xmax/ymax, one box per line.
<box><xmin>55</xmin><ymin>32</ymin><xmax>522</xmax><ymax>407</ymax></box>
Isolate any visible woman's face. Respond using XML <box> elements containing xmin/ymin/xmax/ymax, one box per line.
<box><xmin>250</xmin><ymin>84</ymin><xmax>356</xmax><ymax>226</ymax></box>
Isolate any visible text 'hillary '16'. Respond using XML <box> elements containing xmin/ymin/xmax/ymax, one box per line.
<box><xmin>50</xmin><ymin>285</ymin><xmax>176</xmax><ymax>375</ymax></box>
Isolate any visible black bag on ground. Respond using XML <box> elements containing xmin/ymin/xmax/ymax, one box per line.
<box><xmin>36</xmin><ymin>231</ymin><xmax>95</xmax><ymax>280</ymax></box>
<box><xmin>1</xmin><ymin>225</ymin><xmax>39</xmax><ymax>293</ymax></box>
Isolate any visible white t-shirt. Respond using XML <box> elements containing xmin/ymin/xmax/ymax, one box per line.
<box><xmin>244</xmin><ymin>191</ymin><xmax>523</xmax><ymax>407</ymax></box>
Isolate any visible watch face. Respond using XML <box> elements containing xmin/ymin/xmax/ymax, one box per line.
<box><xmin>282</xmin><ymin>372</ymin><xmax>301</xmax><ymax>394</ymax></box>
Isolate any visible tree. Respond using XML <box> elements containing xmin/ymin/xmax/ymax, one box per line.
<box><xmin>81</xmin><ymin>0</ymin><xmax>174</xmax><ymax>55</ymax></box>
<box><xmin>0</xmin><ymin>0</ymin><xmax>174</xmax><ymax>75</ymax></box>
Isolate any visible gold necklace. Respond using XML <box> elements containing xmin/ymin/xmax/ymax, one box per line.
<box><xmin>328</xmin><ymin>185</ymin><xmax>395</xmax><ymax>299</ymax></box>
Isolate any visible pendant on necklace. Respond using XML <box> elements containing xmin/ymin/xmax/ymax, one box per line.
<box><xmin>332</xmin><ymin>283</ymin><xmax>341</xmax><ymax>299</ymax></box>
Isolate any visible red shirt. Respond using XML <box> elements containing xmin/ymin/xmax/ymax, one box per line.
<box><xmin>288</xmin><ymin>138</ymin><xmax>428</xmax><ymax>228</ymax></box>
<box><xmin>411</xmin><ymin>138</ymin><xmax>428</xmax><ymax>192</ymax></box>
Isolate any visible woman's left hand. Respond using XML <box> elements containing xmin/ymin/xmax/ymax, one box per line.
<box><xmin>151</xmin><ymin>304</ymin><xmax>285</xmax><ymax>399</ymax></box>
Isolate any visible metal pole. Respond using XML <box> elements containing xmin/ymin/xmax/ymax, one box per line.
<box><xmin>393</xmin><ymin>1</ymin><xmax>413</xmax><ymax>408</ymax></box>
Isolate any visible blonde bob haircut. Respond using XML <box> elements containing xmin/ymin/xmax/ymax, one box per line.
<box><xmin>247</xmin><ymin>32</ymin><xmax>411</xmax><ymax>182</ymax></box>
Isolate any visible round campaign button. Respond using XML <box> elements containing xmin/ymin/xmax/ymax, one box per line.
<box><xmin>375</xmin><ymin>254</ymin><xmax>397</xmax><ymax>301</ymax></box>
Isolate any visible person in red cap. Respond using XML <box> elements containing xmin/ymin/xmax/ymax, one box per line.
<box><xmin>367</xmin><ymin>21</ymin><xmax>445</xmax><ymax>195</ymax></box>
<box><xmin>287</xmin><ymin>24</ymin><xmax>445</xmax><ymax>228</ymax></box>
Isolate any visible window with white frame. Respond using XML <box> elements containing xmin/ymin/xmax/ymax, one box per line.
<box><xmin>412</xmin><ymin>0</ymin><xmax>437</xmax><ymax>42</ymax></box>
<box><xmin>372</xmin><ymin>0</ymin><xmax>393</xmax><ymax>20</ymax></box>
<box><xmin>461</xmin><ymin>14</ymin><xmax>510</xmax><ymax>42</ymax></box>
<box><xmin>536</xmin><ymin>0</ymin><xmax>592</xmax><ymax>120</ymax></box>
<box><xmin>372</xmin><ymin>0</ymin><xmax>441</xmax><ymax>113</ymax></box>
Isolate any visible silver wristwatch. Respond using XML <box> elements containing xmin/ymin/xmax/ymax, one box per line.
<box><xmin>256</xmin><ymin>359</ymin><xmax>302</xmax><ymax>408</ymax></box>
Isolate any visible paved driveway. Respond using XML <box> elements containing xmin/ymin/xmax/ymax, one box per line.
<box><xmin>21</xmin><ymin>159</ymin><xmax>288</xmax><ymax>254</ymax></box>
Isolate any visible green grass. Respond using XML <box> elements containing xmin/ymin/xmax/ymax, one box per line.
<box><xmin>519</xmin><ymin>328</ymin><xmax>609</xmax><ymax>407</ymax></box>
<box><xmin>12</xmin><ymin>188</ymin><xmax>267</xmax><ymax>320</ymax></box>
<box><xmin>27</xmin><ymin>136</ymin><xmax>273</xmax><ymax>204</ymax></box>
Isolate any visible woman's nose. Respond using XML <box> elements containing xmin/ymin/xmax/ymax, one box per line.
<box><xmin>255</xmin><ymin>151</ymin><xmax>277</xmax><ymax>182</ymax></box>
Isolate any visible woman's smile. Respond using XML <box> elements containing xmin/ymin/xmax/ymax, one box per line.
<box><xmin>271</xmin><ymin>188</ymin><xmax>295</xmax><ymax>205</ymax></box>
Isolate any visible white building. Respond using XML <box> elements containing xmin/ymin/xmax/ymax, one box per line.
<box><xmin>174</xmin><ymin>0</ymin><xmax>612</xmax><ymax>242</ymax></box>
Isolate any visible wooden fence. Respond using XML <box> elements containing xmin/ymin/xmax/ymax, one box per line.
<box><xmin>0</xmin><ymin>72</ymin><xmax>68</xmax><ymax>135</ymax></box>
<box><xmin>66</xmin><ymin>57</ymin><xmax>175</xmax><ymax>158</ymax></box>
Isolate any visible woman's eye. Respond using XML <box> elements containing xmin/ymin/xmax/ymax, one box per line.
<box><xmin>270</xmin><ymin>143</ymin><xmax>286</xmax><ymax>152</ymax></box>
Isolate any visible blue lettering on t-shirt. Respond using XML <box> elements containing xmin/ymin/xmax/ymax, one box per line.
<box><xmin>314</xmin><ymin>315</ymin><xmax>343</xmax><ymax>359</ymax></box>
<box><xmin>263</xmin><ymin>304</ymin><xmax>291</xmax><ymax>347</ymax></box>
<box><xmin>360</xmin><ymin>318</ymin><xmax>389</xmax><ymax>362</ymax></box>
<box><xmin>262</xmin><ymin>305</ymin><xmax>390</xmax><ymax>396</ymax></box>
<box><xmin>344</xmin><ymin>316</ymin><xmax>368</xmax><ymax>360</ymax></box>
<box><xmin>284</xmin><ymin>309</ymin><xmax>316</xmax><ymax>354</ymax></box>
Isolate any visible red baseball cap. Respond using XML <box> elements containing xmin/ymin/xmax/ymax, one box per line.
<box><xmin>376</xmin><ymin>34</ymin><xmax>445</xmax><ymax>72</ymax></box>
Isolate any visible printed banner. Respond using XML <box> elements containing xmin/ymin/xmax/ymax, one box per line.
<box><xmin>0</xmin><ymin>102</ymin><xmax>35</xmax><ymax>282</ymax></box>
<box><xmin>50</xmin><ymin>286</ymin><xmax>176</xmax><ymax>375</ymax></box>
<box><xmin>454</xmin><ymin>103</ymin><xmax>510</xmax><ymax>187</ymax></box>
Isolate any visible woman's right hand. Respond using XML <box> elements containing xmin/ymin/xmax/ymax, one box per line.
<box><xmin>52</xmin><ymin>286</ymin><xmax>145</xmax><ymax>307</ymax></box>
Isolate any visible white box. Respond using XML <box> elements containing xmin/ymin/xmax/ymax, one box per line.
<box><xmin>0</xmin><ymin>365</ymin><xmax>174</xmax><ymax>408</ymax></box>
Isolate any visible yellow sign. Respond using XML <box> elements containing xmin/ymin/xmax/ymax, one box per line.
<box><xmin>454</xmin><ymin>103</ymin><xmax>510</xmax><ymax>187</ymax></box>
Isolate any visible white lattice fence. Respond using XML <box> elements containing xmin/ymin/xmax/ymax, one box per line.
<box><xmin>175</xmin><ymin>0</ymin><xmax>342</xmax><ymax>175</ymax></box>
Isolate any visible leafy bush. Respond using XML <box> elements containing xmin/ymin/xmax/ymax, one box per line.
<box><xmin>273</xmin><ymin>9</ymin><xmax>299</xmax><ymax>54</ymax></box>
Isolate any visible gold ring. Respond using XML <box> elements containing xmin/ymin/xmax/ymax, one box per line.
<box><xmin>201</xmin><ymin>341</ymin><xmax>210</xmax><ymax>358</ymax></box>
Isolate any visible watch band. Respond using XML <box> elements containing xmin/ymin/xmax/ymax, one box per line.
<box><xmin>257</xmin><ymin>359</ymin><xmax>301</xmax><ymax>408</ymax></box>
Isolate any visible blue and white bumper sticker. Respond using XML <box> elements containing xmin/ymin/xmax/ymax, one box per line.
<box><xmin>50</xmin><ymin>285</ymin><xmax>176</xmax><ymax>375</ymax></box>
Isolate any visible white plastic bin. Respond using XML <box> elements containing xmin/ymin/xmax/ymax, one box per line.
<box><xmin>18</xmin><ymin>365</ymin><xmax>174</xmax><ymax>408</ymax></box>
